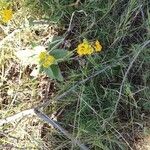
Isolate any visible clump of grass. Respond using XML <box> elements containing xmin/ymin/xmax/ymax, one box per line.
<box><xmin>35</xmin><ymin>0</ymin><xmax>149</xmax><ymax>149</ymax></box>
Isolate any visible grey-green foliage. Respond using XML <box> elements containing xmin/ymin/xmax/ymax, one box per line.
<box><xmin>23</xmin><ymin>0</ymin><xmax>150</xmax><ymax>149</ymax></box>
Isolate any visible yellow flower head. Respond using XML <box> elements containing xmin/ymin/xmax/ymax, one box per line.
<box><xmin>39</xmin><ymin>51</ymin><xmax>55</xmax><ymax>68</ymax></box>
<box><xmin>94</xmin><ymin>40</ymin><xmax>102</xmax><ymax>52</ymax></box>
<box><xmin>39</xmin><ymin>51</ymin><xmax>47</xmax><ymax>61</ymax></box>
<box><xmin>77</xmin><ymin>39</ymin><xmax>94</xmax><ymax>56</ymax></box>
<box><xmin>1</xmin><ymin>9</ymin><xmax>13</xmax><ymax>23</ymax></box>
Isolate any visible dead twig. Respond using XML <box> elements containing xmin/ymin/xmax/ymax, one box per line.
<box><xmin>0</xmin><ymin>109</ymin><xmax>89</xmax><ymax>150</ymax></box>
<box><xmin>0</xmin><ymin>109</ymin><xmax>35</xmax><ymax>126</ymax></box>
<box><xmin>68</xmin><ymin>0</ymin><xmax>81</xmax><ymax>7</ymax></box>
<box><xmin>0</xmin><ymin>108</ymin><xmax>89</xmax><ymax>150</ymax></box>
<box><xmin>34</xmin><ymin>108</ymin><xmax>89</xmax><ymax>150</ymax></box>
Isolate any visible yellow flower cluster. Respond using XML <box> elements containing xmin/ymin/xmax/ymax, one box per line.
<box><xmin>77</xmin><ymin>39</ymin><xmax>102</xmax><ymax>56</ymax></box>
<box><xmin>94</xmin><ymin>40</ymin><xmax>102</xmax><ymax>52</ymax></box>
<box><xmin>0</xmin><ymin>9</ymin><xmax>13</xmax><ymax>23</ymax></box>
<box><xmin>39</xmin><ymin>51</ymin><xmax>55</xmax><ymax>68</ymax></box>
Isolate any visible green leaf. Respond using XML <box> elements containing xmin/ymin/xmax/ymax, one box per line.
<box><xmin>51</xmin><ymin>65</ymin><xmax>63</xmax><ymax>81</ymax></box>
<box><xmin>39</xmin><ymin>67</ymin><xmax>43</xmax><ymax>74</ymax></box>
<box><xmin>44</xmin><ymin>65</ymin><xmax>63</xmax><ymax>81</ymax></box>
<box><xmin>50</xmin><ymin>49</ymin><xmax>69</xmax><ymax>60</ymax></box>
<box><xmin>143</xmin><ymin>101</ymin><xmax>150</xmax><ymax>110</ymax></box>
<box><xmin>45</xmin><ymin>68</ymin><xmax>55</xmax><ymax>79</ymax></box>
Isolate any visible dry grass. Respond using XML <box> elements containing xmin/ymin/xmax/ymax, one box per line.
<box><xmin>0</xmin><ymin>7</ymin><xmax>59</xmax><ymax>149</ymax></box>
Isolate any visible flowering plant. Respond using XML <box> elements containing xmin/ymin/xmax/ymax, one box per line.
<box><xmin>16</xmin><ymin>37</ymin><xmax>102</xmax><ymax>81</ymax></box>
<box><xmin>39</xmin><ymin>46</ymin><xmax>71</xmax><ymax>81</ymax></box>
<box><xmin>16</xmin><ymin>38</ymin><xmax>71</xmax><ymax>81</ymax></box>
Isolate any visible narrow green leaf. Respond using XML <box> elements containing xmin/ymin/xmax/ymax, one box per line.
<box><xmin>39</xmin><ymin>66</ymin><xmax>44</xmax><ymax>74</ymax></box>
<box><xmin>48</xmin><ymin>37</ymin><xmax>64</xmax><ymax>50</ymax></box>
<box><xmin>50</xmin><ymin>49</ymin><xmax>69</xmax><ymax>59</ymax></box>
<box><xmin>45</xmin><ymin>68</ymin><xmax>55</xmax><ymax>79</ymax></box>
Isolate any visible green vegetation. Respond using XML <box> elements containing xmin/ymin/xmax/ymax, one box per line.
<box><xmin>0</xmin><ymin>0</ymin><xmax>150</xmax><ymax>149</ymax></box>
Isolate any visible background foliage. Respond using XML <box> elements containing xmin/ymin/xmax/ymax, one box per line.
<box><xmin>0</xmin><ymin>0</ymin><xmax>150</xmax><ymax>149</ymax></box>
